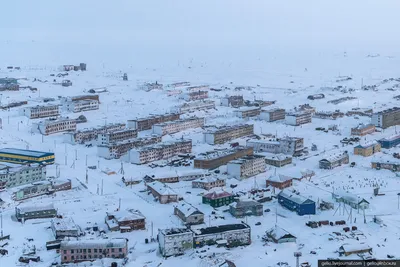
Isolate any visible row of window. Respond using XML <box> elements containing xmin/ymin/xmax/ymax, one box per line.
<box><xmin>65</xmin><ymin>248</ymin><xmax>123</xmax><ymax>254</ymax></box>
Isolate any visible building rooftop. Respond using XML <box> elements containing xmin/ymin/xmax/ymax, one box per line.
<box><xmin>193</xmin><ymin>175</ymin><xmax>225</xmax><ymax>183</ymax></box>
<box><xmin>147</xmin><ymin>181</ymin><xmax>177</xmax><ymax>196</ymax></box>
<box><xmin>160</xmin><ymin>228</ymin><xmax>193</xmax><ymax>236</ymax></box>
<box><xmin>266</xmin><ymin>174</ymin><xmax>292</xmax><ymax>183</ymax></box>
<box><xmin>320</xmin><ymin>152</ymin><xmax>348</xmax><ymax>163</ymax></box>
<box><xmin>261</xmin><ymin>108</ymin><xmax>285</xmax><ymax>113</ymax></box>
<box><xmin>261</xmin><ymin>153</ymin><xmax>292</xmax><ymax>161</ymax></box>
<box><xmin>228</xmin><ymin>154</ymin><xmax>265</xmax><ymax>165</ymax></box>
<box><xmin>354</xmin><ymin>140</ymin><xmax>379</xmax><ymax>149</ymax></box>
<box><xmin>351</xmin><ymin>123</ymin><xmax>375</xmax><ymax>130</ymax></box>
<box><xmin>204</xmin><ymin>124</ymin><xmax>252</xmax><ymax>134</ymax></box>
<box><xmin>278</xmin><ymin>189</ymin><xmax>314</xmax><ymax>205</ymax></box>
<box><xmin>72</xmin><ymin>123</ymin><xmax>126</xmax><ymax>134</ymax></box>
<box><xmin>229</xmin><ymin>200</ymin><xmax>261</xmax><ymax>209</ymax></box>
<box><xmin>99</xmin><ymin>135</ymin><xmax>161</xmax><ymax>148</ymax></box>
<box><xmin>153</xmin><ymin>117</ymin><xmax>204</xmax><ymax>127</ymax></box>
<box><xmin>192</xmin><ymin>223</ymin><xmax>249</xmax><ymax>236</ymax></box>
<box><xmin>234</xmin><ymin>106</ymin><xmax>260</xmax><ymax>112</ymax></box>
<box><xmin>0</xmin><ymin>148</ymin><xmax>53</xmax><ymax>158</ymax></box>
<box><xmin>374</xmin><ymin>107</ymin><xmax>400</xmax><ymax>115</ymax></box>
<box><xmin>195</xmin><ymin>147</ymin><xmax>251</xmax><ymax>161</ymax></box>
<box><xmin>266</xmin><ymin>225</ymin><xmax>296</xmax><ymax>240</ymax></box>
<box><xmin>134</xmin><ymin>139</ymin><xmax>191</xmax><ymax>152</ymax></box>
<box><xmin>286</xmin><ymin>111</ymin><xmax>312</xmax><ymax>117</ymax></box>
<box><xmin>17</xmin><ymin>203</ymin><xmax>55</xmax><ymax>214</ymax></box>
<box><xmin>107</xmin><ymin>209</ymin><xmax>145</xmax><ymax>222</ymax></box>
<box><xmin>203</xmin><ymin>189</ymin><xmax>232</xmax><ymax>200</ymax></box>
<box><xmin>131</xmin><ymin>113</ymin><xmax>180</xmax><ymax>122</ymax></box>
<box><xmin>379</xmin><ymin>134</ymin><xmax>400</xmax><ymax>142</ymax></box>
<box><xmin>333</xmin><ymin>190</ymin><xmax>369</xmax><ymax>204</ymax></box>
<box><xmin>339</xmin><ymin>243</ymin><xmax>371</xmax><ymax>252</ymax></box>
<box><xmin>51</xmin><ymin>217</ymin><xmax>79</xmax><ymax>231</ymax></box>
<box><xmin>60</xmin><ymin>239</ymin><xmax>127</xmax><ymax>249</ymax></box>
<box><xmin>175</xmin><ymin>203</ymin><xmax>204</xmax><ymax>217</ymax></box>
<box><xmin>26</xmin><ymin>104</ymin><xmax>59</xmax><ymax>110</ymax></box>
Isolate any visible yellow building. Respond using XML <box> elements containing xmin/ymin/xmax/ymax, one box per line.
<box><xmin>354</xmin><ymin>142</ymin><xmax>381</xmax><ymax>157</ymax></box>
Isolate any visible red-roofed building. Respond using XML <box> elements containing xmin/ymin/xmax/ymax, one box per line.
<box><xmin>202</xmin><ymin>190</ymin><xmax>234</xmax><ymax>208</ymax></box>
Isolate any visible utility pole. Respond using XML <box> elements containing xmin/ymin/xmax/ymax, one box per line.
<box><xmin>151</xmin><ymin>221</ymin><xmax>154</xmax><ymax>239</ymax></box>
<box><xmin>101</xmin><ymin>179</ymin><xmax>104</xmax><ymax>195</ymax></box>
<box><xmin>98</xmin><ymin>160</ymin><xmax>100</xmax><ymax>169</ymax></box>
<box><xmin>397</xmin><ymin>193</ymin><xmax>400</xmax><ymax>209</ymax></box>
<box><xmin>118</xmin><ymin>198</ymin><xmax>121</xmax><ymax>211</ymax></box>
<box><xmin>1</xmin><ymin>210</ymin><xmax>3</xmax><ymax>238</ymax></box>
<box><xmin>97</xmin><ymin>184</ymin><xmax>99</xmax><ymax>195</ymax></box>
<box><xmin>85</xmin><ymin>168</ymin><xmax>88</xmax><ymax>184</ymax></box>
<box><xmin>64</xmin><ymin>155</ymin><xmax>67</xmax><ymax>165</ymax></box>
<box><xmin>75</xmin><ymin>149</ymin><xmax>77</xmax><ymax>160</ymax></box>
<box><xmin>86</xmin><ymin>155</ymin><xmax>88</xmax><ymax>166</ymax></box>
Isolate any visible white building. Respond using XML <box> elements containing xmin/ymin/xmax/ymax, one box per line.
<box><xmin>260</xmin><ymin>108</ymin><xmax>286</xmax><ymax>122</ymax></box>
<box><xmin>152</xmin><ymin>117</ymin><xmax>204</xmax><ymax>136</ymax></box>
<box><xmin>0</xmin><ymin>163</ymin><xmax>47</xmax><ymax>189</ymax></box>
<box><xmin>227</xmin><ymin>155</ymin><xmax>266</xmax><ymax>180</ymax></box>
<box><xmin>158</xmin><ymin>228</ymin><xmax>194</xmax><ymax>257</ymax></box>
<box><xmin>139</xmin><ymin>82</ymin><xmax>163</xmax><ymax>91</ymax></box>
<box><xmin>127</xmin><ymin>140</ymin><xmax>192</xmax><ymax>164</ymax></box>
<box><xmin>33</xmin><ymin>118</ymin><xmax>77</xmax><ymax>135</ymax></box>
<box><xmin>181</xmin><ymin>90</ymin><xmax>208</xmax><ymax>101</ymax></box>
<box><xmin>285</xmin><ymin>111</ymin><xmax>312</xmax><ymax>126</ymax></box>
<box><xmin>98</xmin><ymin>136</ymin><xmax>162</xmax><ymax>159</ymax></box>
<box><xmin>246</xmin><ymin>136</ymin><xmax>304</xmax><ymax>156</ymax></box>
<box><xmin>64</xmin><ymin>123</ymin><xmax>126</xmax><ymax>144</ymax></box>
<box><xmin>51</xmin><ymin>217</ymin><xmax>80</xmax><ymax>239</ymax></box>
<box><xmin>233</xmin><ymin>107</ymin><xmax>261</xmax><ymax>118</ymax></box>
<box><xmin>64</xmin><ymin>99</ymin><xmax>99</xmax><ymax>113</ymax></box>
<box><xmin>171</xmin><ymin>100</ymin><xmax>215</xmax><ymax>114</ymax></box>
<box><xmin>97</xmin><ymin>129</ymin><xmax>138</xmax><ymax>145</ymax></box>
<box><xmin>20</xmin><ymin>105</ymin><xmax>59</xmax><ymax>119</ymax></box>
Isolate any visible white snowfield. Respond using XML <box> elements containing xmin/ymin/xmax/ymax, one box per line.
<box><xmin>1</xmin><ymin>1</ymin><xmax>400</xmax><ymax>267</ymax></box>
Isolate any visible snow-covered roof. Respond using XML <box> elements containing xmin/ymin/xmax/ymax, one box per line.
<box><xmin>17</xmin><ymin>203</ymin><xmax>55</xmax><ymax>213</ymax></box>
<box><xmin>60</xmin><ymin>239</ymin><xmax>127</xmax><ymax>249</ymax></box>
<box><xmin>379</xmin><ymin>134</ymin><xmax>400</xmax><ymax>142</ymax></box>
<box><xmin>228</xmin><ymin>154</ymin><xmax>265</xmax><ymax>165</ymax></box>
<box><xmin>51</xmin><ymin>217</ymin><xmax>79</xmax><ymax>231</ymax></box>
<box><xmin>340</xmin><ymin>243</ymin><xmax>371</xmax><ymax>252</ymax></box>
<box><xmin>266</xmin><ymin>225</ymin><xmax>296</xmax><ymax>240</ymax></box>
<box><xmin>262</xmin><ymin>153</ymin><xmax>292</xmax><ymax>161</ymax></box>
<box><xmin>333</xmin><ymin>191</ymin><xmax>369</xmax><ymax>204</ymax></box>
<box><xmin>195</xmin><ymin>147</ymin><xmax>250</xmax><ymax>160</ymax></box>
<box><xmin>0</xmin><ymin>148</ymin><xmax>52</xmax><ymax>158</ymax></box>
<box><xmin>203</xmin><ymin>189</ymin><xmax>232</xmax><ymax>199</ymax></box>
<box><xmin>193</xmin><ymin>176</ymin><xmax>225</xmax><ymax>183</ymax></box>
<box><xmin>266</xmin><ymin>174</ymin><xmax>292</xmax><ymax>183</ymax></box>
<box><xmin>354</xmin><ymin>140</ymin><xmax>378</xmax><ymax>149</ymax></box>
<box><xmin>320</xmin><ymin>152</ymin><xmax>348</xmax><ymax>163</ymax></box>
<box><xmin>107</xmin><ymin>209</ymin><xmax>145</xmax><ymax>221</ymax></box>
<box><xmin>352</xmin><ymin>123</ymin><xmax>375</xmax><ymax>130</ymax></box>
<box><xmin>278</xmin><ymin>189</ymin><xmax>314</xmax><ymax>205</ymax></box>
<box><xmin>229</xmin><ymin>200</ymin><xmax>261</xmax><ymax>209</ymax></box>
<box><xmin>175</xmin><ymin>203</ymin><xmax>204</xmax><ymax>217</ymax></box>
<box><xmin>147</xmin><ymin>181</ymin><xmax>177</xmax><ymax>196</ymax></box>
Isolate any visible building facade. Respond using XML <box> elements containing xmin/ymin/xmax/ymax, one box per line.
<box><xmin>319</xmin><ymin>152</ymin><xmax>349</xmax><ymax>169</ymax></box>
<box><xmin>34</xmin><ymin>118</ymin><xmax>77</xmax><ymax>135</ymax></box>
<box><xmin>97</xmin><ymin>129</ymin><xmax>138</xmax><ymax>145</ymax></box>
<box><xmin>51</xmin><ymin>217</ymin><xmax>80</xmax><ymax>239</ymax></box>
<box><xmin>21</xmin><ymin>105</ymin><xmax>59</xmax><ymax>119</ymax></box>
<box><xmin>60</xmin><ymin>239</ymin><xmax>128</xmax><ymax>263</ymax></box>
<box><xmin>229</xmin><ymin>201</ymin><xmax>263</xmax><ymax>217</ymax></box>
<box><xmin>371</xmin><ymin>161</ymin><xmax>400</xmax><ymax>171</ymax></box>
<box><xmin>0</xmin><ymin>163</ymin><xmax>47</xmax><ymax>189</ymax></box>
<box><xmin>220</xmin><ymin>95</ymin><xmax>244</xmax><ymax>108</ymax></box>
<box><xmin>128</xmin><ymin>140</ymin><xmax>192</xmax><ymax>164</ymax></box>
<box><xmin>264</xmin><ymin>154</ymin><xmax>292</xmax><ymax>167</ymax></box>
<box><xmin>194</xmin><ymin>147</ymin><xmax>254</xmax><ymax>169</ymax></box>
<box><xmin>183</xmin><ymin>90</ymin><xmax>209</xmax><ymax>101</ymax></box>
<box><xmin>260</xmin><ymin>108</ymin><xmax>286</xmax><ymax>122</ymax></box>
<box><xmin>378</xmin><ymin>135</ymin><xmax>400</xmax><ymax>149</ymax></box>
<box><xmin>0</xmin><ymin>148</ymin><xmax>55</xmax><ymax>165</ymax></box>
<box><xmin>152</xmin><ymin>117</ymin><xmax>204</xmax><ymax>136</ymax></box>
<box><xmin>105</xmin><ymin>210</ymin><xmax>146</xmax><ymax>232</ymax></box>
<box><xmin>202</xmin><ymin>190</ymin><xmax>234</xmax><ymax>208</ymax></box>
<box><xmin>64</xmin><ymin>123</ymin><xmax>126</xmax><ymax>144</ymax></box>
<box><xmin>371</xmin><ymin>107</ymin><xmax>400</xmax><ymax>129</ymax></box>
<box><xmin>192</xmin><ymin>176</ymin><xmax>226</xmax><ymax>190</ymax></box>
<box><xmin>61</xmin><ymin>94</ymin><xmax>100</xmax><ymax>104</ymax></box>
<box><xmin>354</xmin><ymin>142</ymin><xmax>381</xmax><ymax>157</ymax></box>
<box><xmin>266</xmin><ymin>174</ymin><xmax>293</xmax><ymax>189</ymax></box>
<box><xmin>171</xmin><ymin>100</ymin><xmax>215</xmax><ymax>113</ymax></box>
<box><xmin>247</xmin><ymin>137</ymin><xmax>304</xmax><ymax>156</ymax></box>
<box><xmin>98</xmin><ymin>136</ymin><xmax>162</xmax><ymax>159</ymax></box>
<box><xmin>204</xmin><ymin>124</ymin><xmax>254</xmax><ymax>145</ymax></box>
<box><xmin>15</xmin><ymin>204</ymin><xmax>57</xmax><ymax>221</ymax></box>
<box><xmin>227</xmin><ymin>155</ymin><xmax>266</xmax><ymax>180</ymax></box>
<box><xmin>285</xmin><ymin>112</ymin><xmax>312</xmax><ymax>126</ymax></box>
<box><xmin>127</xmin><ymin>113</ymin><xmax>180</xmax><ymax>131</ymax></box>
<box><xmin>277</xmin><ymin>189</ymin><xmax>316</xmax><ymax>216</ymax></box>
<box><xmin>65</xmin><ymin>99</ymin><xmax>99</xmax><ymax>113</ymax></box>
<box><xmin>233</xmin><ymin>107</ymin><xmax>261</xmax><ymax>118</ymax></box>
<box><xmin>351</xmin><ymin>124</ymin><xmax>376</xmax><ymax>136</ymax></box>
<box><xmin>158</xmin><ymin>228</ymin><xmax>194</xmax><ymax>257</ymax></box>
<box><xmin>174</xmin><ymin>204</ymin><xmax>204</xmax><ymax>225</ymax></box>
<box><xmin>146</xmin><ymin>181</ymin><xmax>178</xmax><ymax>204</ymax></box>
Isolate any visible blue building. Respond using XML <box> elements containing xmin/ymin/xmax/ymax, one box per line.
<box><xmin>0</xmin><ymin>148</ymin><xmax>55</xmax><ymax>165</ymax></box>
<box><xmin>378</xmin><ymin>135</ymin><xmax>400</xmax><ymax>149</ymax></box>
<box><xmin>277</xmin><ymin>189</ymin><xmax>316</xmax><ymax>216</ymax></box>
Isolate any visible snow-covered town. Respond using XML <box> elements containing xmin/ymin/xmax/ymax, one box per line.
<box><xmin>1</xmin><ymin>1</ymin><xmax>400</xmax><ymax>267</ymax></box>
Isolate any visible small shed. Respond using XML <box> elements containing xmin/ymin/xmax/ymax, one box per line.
<box><xmin>266</xmin><ymin>225</ymin><xmax>296</xmax><ymax>243</ymax></box>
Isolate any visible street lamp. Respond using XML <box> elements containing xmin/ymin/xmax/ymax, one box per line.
<box><xmin>397</xmin><ymin>193</ymin><xmax>400</xmax><ymax>209</ymax></box>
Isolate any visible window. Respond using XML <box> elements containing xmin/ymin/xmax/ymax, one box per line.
<box><xmin>63</xmin><ymin>256</ymin><xmax>67</xmax><ymax>260</ymax></box>
<box><xmin>71</xmin><ymin>249</ymin><xmax>74</xmax><ymax>254</ymax></box>
<box><xmin>111</xmin><ymin>248</ymin><xmax>115</xmax><ymax>252</ymax></box>
<box><xmin>63</xmin><ymin>250</ymin><xmax>67</xmax><ymax>254</ymax></box>
<box><xmin>119</xmin><ymin>248</ymin><xmax>122</xmax><ymax>252</ymax></box>
<box><xmin>83</xmin><ymin>249</ymin><xmax>86</xmax><ymax>253</ymax></box>
<box><xmin>94</xmin><ymin>248</ymin><xmax>97</xmax><ymax>253</ymax></box>
<box><xmin>88</xmin><ymin>249</ymin><xmax>91</xmax><ymax>253</ymax></box>
<box><xmin>71</xmin><ymin>256</ymin><xmax>74</xmax><ymax>260</ymax></box>
<box><xmin>83</xmin><ymin>255</ymin><xmax>87</xmax><ymax>259</ymax></box>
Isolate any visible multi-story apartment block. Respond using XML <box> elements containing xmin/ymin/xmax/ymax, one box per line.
<box><xmin>192</xmin><ymin>176</ymin><xmax>226</xmax><ymax>190</ymax></box>
<box><xmin>171</xmin><ymin>100</ymin><xmax>215</xmax><ymax>114</ymax></box>
<box><xmin>313</xmin><ymin>111</ymin><xmax>344</xmax><ymax>120</ymax></box>
<box><xmin>34</xmin><ymin>118</ymin><xmax>77</xmax><ymax>135</ymax></box>
<box><xmin>98</xmin><ymin>136</ymin><xmax>162</xmax><ymax>159</ymax></box>
<box><xmin>128</xmin><ymin>140</ymin><xmax>192</xmax><ymax>164</ymax></box>
<box><xmin>351</xmin><ymin>124</ymin><xmax>376</xmax><ymax>136</ymax></box>
<box><xmin>152</xmin><ymin>117</ymin><xmax>204</xmax><ymax>136</ymax></box>
<box><xmin>158</xmin><ymin>228</ymin><xmax>194</xmax><ymax>257</ymax></box>
<box><xmin>220</xmin><ymin>95</ymin><xmax>244</xmax><ymax>108</ymax></box>
<box><xmin>168</xmin><ymin>82</ymin><xmax>190</xmax><ymax>88</ymax></box>
<box><xmin>354</xmin><ymin>141</ymin><xmax>381</xmax><ymax>157</ymax></box>
<box><xmin>61</xmin><ymin>94</ymin><xmax>100</xmax><ymax>104</ymax></box>
<box><xmin>98</xmin><ymin>129</ymin><xmax>138</xmax><ymax>145</ymax></box>
<box><xmin>182</xmin><ymin>90</ymin><xmax>208</xmax><ymax>101</ymax></box>
<box><xmin>371</xmin><ymin>107</ymin><xmax>400</xmax><ymax>129</ymax></box>
<box><xmin>346</xmin><ymin>107</ymin><xmax>373</xmax><ymax>117</ymax></box>
<box><xmin>227</xmin><ymin>155</ymin><xmax>266</xmax><ymax>180</ymax></box>
<box><xmin>140</xmin><ymin>82</ymin><xmax>163</xmax><ymax>91</ymax></box>
<box><xmin>204</xmin><ymin>124</ymin><xmax>254</xmax><ymax>145</ymax></box>
<box><xmin>21</xmin><ymin>104</ymin><xmax>59</xmax><ymax>119</ymax></box>
<box><xmin>60</xmin><ymin>239</ymin><xmax>128</xmax><ymax>263</ymax></box>
<box><xmin>247</xmin><ymin>136</ymin><xmax>304</xmax><ymax>156</ymax></box>
<box><xmin>319</xmin><ymin>152</ymin><xmax>349</xmax><ymax>169</ymax></box>
<box><xmin>260</xmin><ymin>108</ymin><xmax>286</xmax><ymax>122</ymax></box>
<box><xmin>64</xmin><ymin>123</ymin><xmax>126</xmax><ymax>144</ymax></box>
<box><xmin>285</xmin><ymin>111</ymin><xmax>312</xmax><ymax>126</ymax></box>
<box><xmin>65</xmin><ymin>99</ymin><xmax>99</xmax><ymax>113</ymax></box>
<box><xmin>0</xmin><ymin>163</ymin><xmax>46</xmax><ymax>189</ymax></box>
<box><xmin>127</xmin><ymin>113</ymin><xmax>180</xmax><ymax>131</ymax></box>
<box><xmin>187</xmin><ymin>85</ymin><xmax>210</xmax><ymax>92</ymax></box>
<box><xmin>233</xmin><ymin>107</ymin><xmax>261</xmax><ymax>118</ymax></box>
<box><xmin>194</xmin><ymin>147</ymin><xmax>254</xmax><ymax>169</ymax></box>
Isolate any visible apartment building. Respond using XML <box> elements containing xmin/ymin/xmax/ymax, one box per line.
<box><xmin>351</xmin><ymin>124</ymin><xmax>376</xmax><ymax>136</ymax></box>
<box><xmin>21</xmin><ymin>104</ymin><xmax>59</xmax><ymax>119</ymax></box>
<box><xmin>313</xmin><ymin>111</ymin><xmax>344</xmax><ymax>120</ymax></box>
<box><xmin>227</xmin><ymin>155</ymin><xmax>266</xmax><ymax>180</ymax></box>
<box><xmin>233</xmin><ymin>107</ymin><xmax>261</xmax><ymax>118</ymax></box>
<box><xmin>204</xmin><ymin>124</ymin><xmax>254</xmax><ymax>145</ymax></box>
<box><xmin>346</xmin><ymin>107</ymin><xmax>373</xmax><ymax>117</ymax></box>
<box><xmin>61</xmin><ymin>94</ymin><xmax>99</xmax><ymax>103</ymax></box>
<box><xmin>168</xmin><ymin>82</ymin><xmax>190</xmax><ymax>88</ymax></box>
<box><xmin>371</xmin><ymin>107</ymin><xmax>400</xmax><ymax>129</ymax></box>
<box><xmin>285</xmin><ymin>111</ymin><xmax>312</xmax><ymax>126</ymax></box>
<box><xmin>140</xmin><ymin>82</ymin><xmax>163</xmax><ymax>91</ymax></box>
<box><xmin>182</xmin><ymin>90</ymin><xmax>208</xmax><ymax>101</ymax></box>
<box><xmin>60</xmin><ymin>239</ymin><xmax>128</xmax><ymax>263</ymax></box>
<box><xmin>194</xmin><ymin>147</ymin><xmax>254</xmax><ymax>169</ymax></box>
<box><xmin>247</xmin><ymin>137</ymin><xmax>304</xmax><ymax>156</ymax></box>
<box><xmin>354</xmin><ymin>141</ymin><xmax>381</xmax><ymax>157</ymax></box>
<box><xmin>105</xmin><ymin>210</ymin><xmax>146</xmax><ymax>232</ymax></box>
<box><xmin>98</xmin><ymin>136</ymin><xmax>162</xmax><ymax>159</ymax></box>
<box><xmin>65</xmin><ymin>99</ymin><xmax>99</xmax><ymax>113</ymax></box>
<box><xmin>152</xmin><ymin>117</ymin><xmax>204</xmax><ymax>136</ymax></box>
<box><xmin>171</xmin><ymin>100</ymin><xmax>215</xmax><ymax>114</ymax></box>
<box><xmin>128</xmin><ymin>140</ymin><xmax>192</xmax><ymax>164</ymax></box>
<box><xmin>263</xmin><ymin>153</ymin><xmax>293</xmax><ymax>167</ymax></box>
<box><xmin>127</xmin><ymin>113</ymin><xmax>180</xmax><ymax>131</ymax></box>
<box><xmin>378</xmin><ymin>134</ymin><xmax>400</xmax><ymax>149</ymax></box>
<box><xmin>97</xmin><ymin>129</ymin><xmax>138</xmax><ymax>145</ymax></box>
<box><xmin>192</xmin><ymin>176</ymin><xmax>226</xmax><ymax>190</ymax></box>
<box><xmin>64</xmin><ymin>123</ymin><xmax>126</xmax><ymax>144</ymax></box>
<box><xmin>220</xmin><ymin>95</ymin><xmax>244</xmax><ymax>108</ymax></box>
<box><xmin>0</xmin><ymin>163</ymin><xmax>46</xmax><ymax>189</ymax></box>
<box><xmin>34</xmin><ymin>118</ymin><xmax>77</xmax><ymax>135</ymax></box>
<box><xmin>260</xmin><ymin>108</ymin><xmax>286</xmax><ymax>122</ymax></box>
<box><xmin>158</xmin><ymin>228</ymin><xmax>194</xmax><ymax>257</ymax></box>
<box><xmin>319</xmin><ymin>152</ymin><xmax>349</xmax><ymax>169</ymax></box>
<box><xmin>187</xmin><ymin>85</ymin><xmax>210</xmax><ymax>92</ymax></box>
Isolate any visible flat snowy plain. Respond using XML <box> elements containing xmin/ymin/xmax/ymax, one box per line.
<box><xmin>1</xmin><ymin>1</ymin><xmax>400</xmax><ymax>266</ymax></box>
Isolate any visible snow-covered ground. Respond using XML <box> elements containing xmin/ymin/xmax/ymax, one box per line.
<box><xmin>1</xmin><ymin>1</ymin><xmax>400</xmax><ymax>266</ymax></box>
